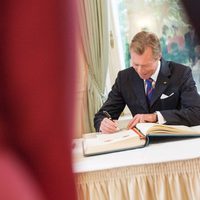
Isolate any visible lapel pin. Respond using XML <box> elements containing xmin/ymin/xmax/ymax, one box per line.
<box><xmin>163</xmin><ymin>81</ymin><xmax>167</xmax><ymax>84</ymax></box>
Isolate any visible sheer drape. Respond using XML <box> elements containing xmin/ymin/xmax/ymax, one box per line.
<box><xmin>108</xmin><ymin>1</ymin><xmax>125</xmax><ymax>87</ymax></box>
<box><xmin>78</xmin><ymin>0</ymin><xmax>109</xmax><ymax>132</ymax></box>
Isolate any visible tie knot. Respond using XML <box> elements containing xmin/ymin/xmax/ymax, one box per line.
<box><xmin>145</xmin><ymin>78</ymin><xmax>154</xmax><ymax>87</ymax></box>
<box><xmin>146</xmin><ymin>78</ymin><xmax>153</xmax><ymax>82</ymax></box>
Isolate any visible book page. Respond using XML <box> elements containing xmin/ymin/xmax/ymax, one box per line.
<box><xmin>136</xmin><ymin>123</ymin><xmax>156</xmax><ymax>135</ymax></box>
<box><xmin>82</xmin><ymin>129</ymin><xmax>146</xmax><ymax>156</ymax></box>
<box><xmin>136</xmin><ymin>123</ymin><xmax>200</xmax><ymax>135</ymax></box>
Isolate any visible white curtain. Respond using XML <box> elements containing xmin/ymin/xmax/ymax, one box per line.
<box><xmin>78</xmin><ymin>0</ymin><xmax>109</xmax><ymax>132</ymax></box>
<box><xmin>108</xmin><ymin>0</ymin><xmax>125</xmax><ymax>87</ymax></box>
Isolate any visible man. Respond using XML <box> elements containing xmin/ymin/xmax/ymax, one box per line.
<box><xmin>94</xmin><ymin>31</ymin><xmax>200</xmax><ymax>133</ymax></box>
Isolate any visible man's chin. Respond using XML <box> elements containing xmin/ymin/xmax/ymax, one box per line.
<box><xmin>139</xmin><ymin>75</ymin><xmax>149</xmax><ymax>80</ymax></box>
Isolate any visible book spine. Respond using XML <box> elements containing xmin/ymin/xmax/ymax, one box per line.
<box><xmin>132</xmin><ymin>127</ymin><xmax>146</xmax><ymax>139</ymax></box>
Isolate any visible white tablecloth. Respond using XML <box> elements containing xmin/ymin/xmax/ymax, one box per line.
<box><xmin>73</xmin><ymin>137</ymin><xmax>200</xmax><ymax>173</ymax></box>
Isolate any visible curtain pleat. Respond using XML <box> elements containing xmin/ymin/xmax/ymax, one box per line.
<box><xmin>78</xmin><ymin>0</ymin><xmax>109</xmax><ymax>132</ymax></box>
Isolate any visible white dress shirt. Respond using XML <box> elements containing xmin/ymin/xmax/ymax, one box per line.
<box><xmin>144</xmin><ymin>61</ymin><xmax>166</xmax><ymax>124</ymax></box>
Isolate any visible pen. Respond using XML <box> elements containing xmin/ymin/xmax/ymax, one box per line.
<box><xmin>103</xmin><ymin>110</ymin><xmax>112</xmax><ymax>120</ymax></box>
<box><xmin>103</xmin><ymin>110</ymin><xmax>119</xmax><ymax>130</ymax></box>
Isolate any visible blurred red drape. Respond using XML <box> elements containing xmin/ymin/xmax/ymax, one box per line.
<box><xmin>0</xmin><ymin>0</ymin><xmax>76</xmax><ymax>199</ymax></box>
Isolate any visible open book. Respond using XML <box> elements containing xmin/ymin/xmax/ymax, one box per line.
<box><xmin>82</xmin><ymin>123</ymin><xmax>200</xmax><ymax>156</ymax></box>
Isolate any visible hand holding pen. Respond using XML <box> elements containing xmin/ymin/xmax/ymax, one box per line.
<box><xmin>99</xmin><ymin>111</ymin><xmax>119</xmax><ymax>134</ymax></box>
<box><xmin>103</xmin><ymin>111</ymin><xmax>112</xmax><ymax>120</ymax></box>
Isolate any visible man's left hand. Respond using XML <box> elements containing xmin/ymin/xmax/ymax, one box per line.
<box><xmin>127</xmin><ymin>113</ymin><xmax>157</xmax><ymax>129</ymax></box>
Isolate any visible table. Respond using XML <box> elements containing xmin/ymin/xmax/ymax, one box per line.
<box><xmin>73</xmin><ymin>138</ymin><xmax>200</xmax><ymax>200</ymax></box>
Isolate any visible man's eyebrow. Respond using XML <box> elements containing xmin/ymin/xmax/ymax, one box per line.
<box><xmin>133</xmin><ymin>60</ymin><xmax>155</xmax><ymax>66</ymax></box>
<box><xmin>133</xmin><ymin>63</ymin><xmax>147</xmax><ymax>66</ymax></box>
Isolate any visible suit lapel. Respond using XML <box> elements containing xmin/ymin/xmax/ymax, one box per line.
<box><xmin>131</xmin><ymin>71</ymin><xmax>149</xmax><ymax>112</ymax></box>
<box><xmin>150</xmin><ymin>59</ymin><xmax>171</xmax><ymax>107</ymax></box>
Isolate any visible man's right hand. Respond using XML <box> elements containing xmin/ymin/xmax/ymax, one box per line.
<box><xmin>99</xmin><ymin>118</ymin><xmax>119</xmax><ymax>134</ymax></box>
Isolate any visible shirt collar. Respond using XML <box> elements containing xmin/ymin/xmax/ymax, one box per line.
<box><xmin>150</xmin><ymin>60</ymin><xmax>160</xmax><ymax>82</ymax></box>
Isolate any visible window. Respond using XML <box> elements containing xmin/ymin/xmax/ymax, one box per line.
<box><xmin>110</xmin><ymin>0</ymin><xmax>200</xmax><ymax>92</ymax></box>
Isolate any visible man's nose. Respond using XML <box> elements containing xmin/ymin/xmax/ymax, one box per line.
<box><xmin>137</xmin><ymin>66</ymin><xmax>145</xmax><ymax>74</ymax></box>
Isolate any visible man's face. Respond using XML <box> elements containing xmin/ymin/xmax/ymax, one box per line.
<box><xmin>130</xmin><ymin>47</ymin><xmax>160</xmax><ymax>80</ymax></box>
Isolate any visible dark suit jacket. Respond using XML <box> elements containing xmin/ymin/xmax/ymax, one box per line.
<box><xmin>94</xmin><ymin>58</ymin><xmax>200</xmax><ymax>131</ymax></box>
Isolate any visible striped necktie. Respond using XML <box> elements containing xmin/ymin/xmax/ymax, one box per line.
<box><xmin>145</xmin><ymin>78</ymin><xmax>154</xmax><ymax>104</ymax></box>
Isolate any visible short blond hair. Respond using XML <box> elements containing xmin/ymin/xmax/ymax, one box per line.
<box><xmin>130</xmin><ymin>31</ymin><xmax>161</xmax><ymax>60</ymax></box>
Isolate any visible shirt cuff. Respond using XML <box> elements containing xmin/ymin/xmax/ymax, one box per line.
<box><xmin>156</xmin><ymin>111</ymin><xmax>166</xmax><ymax>124</ymax></box>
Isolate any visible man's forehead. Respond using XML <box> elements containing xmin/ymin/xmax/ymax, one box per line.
<box><xmin>132</xmin><ymin>60</ymin><xmax>155</xmax><ymax>66</ymax></box>
<box><xmin>131</xmin><ymin>49</ymin><xmax>154</xmax><ymax>60</ymax></box>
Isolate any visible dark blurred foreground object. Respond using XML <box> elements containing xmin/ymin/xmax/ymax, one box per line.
<box><xmin>0</xmin><ymin>0</ymin><xmax>76</xmax><ymax>199</ymax></box>
<box><xmin>181</xmin><ymin>0</ymin><xmax>200</xmax><ymax>37</ymax></box>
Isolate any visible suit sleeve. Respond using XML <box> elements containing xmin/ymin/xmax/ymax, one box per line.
<box><xmin>94</xmin><ymin>72</ymin><xmax>126</xmax><ymax>131</ymax></box>
<box><xmin>160</xmin><ymin>68</ymin><xmax>200</xmax><ymax>126</ymax></box>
